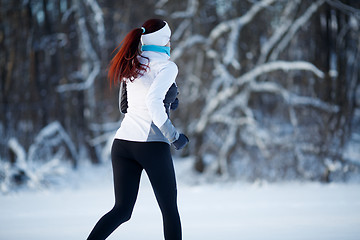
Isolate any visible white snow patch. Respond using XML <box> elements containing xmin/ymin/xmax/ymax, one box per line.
<box><xmin>0</xmin><ymin>160</ymin><xmax>359</xmax><ymax>240</ymax></box>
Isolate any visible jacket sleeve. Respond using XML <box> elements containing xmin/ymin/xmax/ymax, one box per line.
<box><xmin>146</xmin><ymin>62</ymin><xmax>180</xmax><ymax>142</ymax></box>
<box><xmin>119</xmin><ymin>81</ymin><xmax>128</xmax><ymax>114</ymax></box>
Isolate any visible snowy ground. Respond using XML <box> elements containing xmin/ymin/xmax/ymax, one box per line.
<box><xmin>1</xmin><ymin>159</ymin><xmax>360</xmax><ymax>240</ymax></box>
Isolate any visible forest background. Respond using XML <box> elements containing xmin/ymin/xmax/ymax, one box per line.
<box><xmin>1</xmin><ymin>0</ymin><xmax>360</xmax><ymax>192</ymax></box>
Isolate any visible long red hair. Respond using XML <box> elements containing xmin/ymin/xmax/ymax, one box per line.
<box><xmin>108</xmin><ymin>19</ymin><xmax>166</xmax><ymax>86</ymax></box>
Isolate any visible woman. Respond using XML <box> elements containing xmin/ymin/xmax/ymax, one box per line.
<box><xmin>87</xmin><ymin>19</ymin><xmax>188</xmax><ymax>240</ymax></box>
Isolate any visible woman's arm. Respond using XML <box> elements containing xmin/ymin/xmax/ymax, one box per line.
<box><xmin>146</xmin><ymin>62</ymin><xmax>179</xmax><ymax>142</ymax></box>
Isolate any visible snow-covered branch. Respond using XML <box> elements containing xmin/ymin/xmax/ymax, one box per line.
<box><xmin>171</xmin><ymin>0</ymin><xmax>199</xmax><ymax>19</ymax></box>
<box><xmin>57</xmin><ymin>0</ymin><xmax>103</xmax><ymax>92</ymax></box>
<box><xmin>171</xmin><ymin>19</ymin><xmax>191</xmax><ymax>41</ymax></box>
<box><xmin>257</xmin><ymin>0</ymin><xmax>301</xmax><ymax>64</ymax></box>
<box><xmin>210</xmin><ymin>114</ymin><xmax>255</xmax><ymax>127</ymax></box>
<box><xmin>171</xmin><ymin>35</ymin><xmax>206</xmax><ymax>61</ymax></box>
<box><xmin>269</xmin><ymin>0</ymin><xmax>325</xmax><ymax>61</ymax></box>
<box><xmin>2</xmin><ymin>122</ymin><xmax>77</xmax><ymax>192</ymax></box>
<box><xmin>86</xmin><ymin>0</ymin><xmax>106</xmax><ymax>48</ymax></box>
<box><xmin>218</xmin><ymin>124</ymin><xmax>237</xmax><ymax>175</ymax></box>
<box><xmin>249</xmin><ymin>81</ymin><xmax>340</xmax><ymax>113</ymax></box>
<box><xmin>195</xmin><ymin>61</ymin><xmax>325</xmax><ymax>133</ymax></box>
<box><xmin>207</xmin><ymin>0</ymin><xmax>277</xmax><ymax>68</ymax></box>
<box><xmin>240</xmin><ymin>61</ymin><xmax>325</xmax><ymax>84</ymax></box>
<box><xmin>8</xmin><ymin>138</ymin><xmax>27</xmax><ymax>166</ymax></box>
<box><xmin>326</xmin><ymin>0</ymin><xmax>360</xmax><ymax>19</ymax></box>
<box><xmin>156</xmin><ymin>0</ymin><xmax>168</xmax><ymax>8</ymax></box>
<box><xmin>28</xmin><ymin>121</ymin><xmax>78</xmax><ymax>162</ymax></box>
<box><xmin>285</xmin><ymin>92</ymin><xmax>340</xmax><ymax>113</ymax></box>
<box><xmin>208</xmin><ymin>0</ymin><xmax>276</xmax><ymax>41</ymax></box>
<box><xmin>56</xmin><ymin>63</ymin><xmax>100</xmax><ymax>92</ymax></box>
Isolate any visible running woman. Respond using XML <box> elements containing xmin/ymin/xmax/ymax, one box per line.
<box><xmin>86</xmin><ymin>19</ymin><xmax>188</xmax><ymax>240</ymax></box>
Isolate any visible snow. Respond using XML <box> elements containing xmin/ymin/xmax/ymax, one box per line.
<box><xmin>1</xmin><ymin>160</ymin><xmax>360</xmax><ymax>240</ymax></box>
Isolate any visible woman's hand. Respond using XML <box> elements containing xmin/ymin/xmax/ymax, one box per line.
<box><xmin>172</xmin><ymin>133</ymin><xmax>189</xmax><ymax>150</ymax></box>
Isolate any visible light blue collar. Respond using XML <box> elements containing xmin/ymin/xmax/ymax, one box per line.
<box><xmin>141</xmin><ymin>45</ymin><xmax>170</xmax><ymax>57</ymax></box>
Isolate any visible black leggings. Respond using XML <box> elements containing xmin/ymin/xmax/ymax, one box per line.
<box><xmin>87</xmin><ymin>139</ymin><xmax>181</xmax><ymax>240</ymax></box>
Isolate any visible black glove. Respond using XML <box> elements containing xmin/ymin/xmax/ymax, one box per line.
<box><xmin>170</xmin><ymin>97</ymin><xmax>179</xmax><ymax>110</ymax></box>
<box><xmin>172</xmin><ymin>133</ymin><xmax>189</xmax><ymax>150</ymax></box>
<box><xmin>164</xmin><ymin>83</ymin><xmax>179</xmax><ymax>109</ymax></box>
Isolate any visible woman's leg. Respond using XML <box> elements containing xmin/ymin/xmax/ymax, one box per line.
<box><xmin>134</xmin><ymin>142</ymin><xmax>182</xmax><ymax>240</ymax></box>
<box><xmin>87</xmin><ymin>140</ymin><xmax>143</xmax><ymax>240</ymax></box>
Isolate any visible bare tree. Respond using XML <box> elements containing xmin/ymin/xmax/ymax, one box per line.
<box><xmin>1</xmin><ymin>0</ymin><xmax>359</xmax><ymax>191</ymax></box>
<box><xmin>164</xmin><ymin>0</ymin><xmax>360</xmax><ymax>181</ymax></box>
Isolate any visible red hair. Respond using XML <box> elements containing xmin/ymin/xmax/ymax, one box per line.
<box><xmin>108</xmin><ymin>19</ymin><xmax>166</xmax><ymax>86</ymax></box>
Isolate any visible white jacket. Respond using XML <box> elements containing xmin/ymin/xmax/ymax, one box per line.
<box><xmin>114</xmin><ymin>51</ymin><xmax>179</xmax><ymax>144</ymax></box>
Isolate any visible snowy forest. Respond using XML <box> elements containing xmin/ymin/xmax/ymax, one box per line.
<box><xmin>1</xmin><ymin>0</ymin><xmax>360</xmax><ymax>192</ymax></box>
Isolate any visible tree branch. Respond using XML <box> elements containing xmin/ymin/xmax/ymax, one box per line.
<box><xmin>269</xmin><ymin>0</ymin><xmax>325</xmax><ymax>61</ymax></box>
<box><xmin>195</xmin><ymin>61</ymin><xmax>325</xmax><ymax>133</ymax></box>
